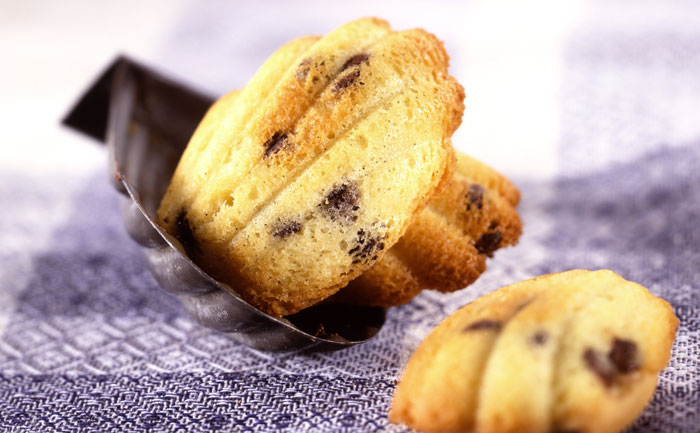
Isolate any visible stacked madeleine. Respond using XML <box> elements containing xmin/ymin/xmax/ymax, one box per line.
<box><xmin>157</xmin><ymin>18</ymin><xmax>521</xmax><ymax>317</ymax></box>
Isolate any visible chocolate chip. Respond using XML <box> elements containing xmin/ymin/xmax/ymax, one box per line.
<box><xmin>273</xmin><ymin>220</ymin><xmax>302</xmax><ymax>238</ymax></box>
<box><xmin>175</xmin><ymin>210</ymin><xmax>199</xmax><ymax>254</ymax></box>
<box><xmin>341</xmin><ymin>53</ymin><xmax>369</xmax><ymax>71</ymax></box>
<box><xmin>475</xmin><ymin>231</ymin><xmax>502</xmax><ymax>257</ymax></box>
<box><xmin>356</xmin><ymin>228</ymin><xmax>367</xmax><ymax>244</ymax></box>
<box><xmin>584</xmin><ymin>338</ymin><xmax>641</xmax><ymax>387</ymax></box>
<box><xmin>361</xmin><ymin>237</ymin><xmax>378</xmax><ymax>256</ymax></box>
<box><xmin>531</xmin><ymin>331</ymin><xmax>548</xmax><ymax>346</ymax></box>
<box><xmin>320</xmin><ymin>182</ymin><xmax>360</xmax><ymax>222</ymax></box>
<box><xmin>264</xmin><ymin>132</ymin><xmax>289</xmax><ymax>158</ymax></box>
<box><xmin>583</xmin><ymin>348</ymin><xmax>616</xmax><ymax>387</ymax></box>
<box><xmin>465</xmin><ymin>184</ymin><xmax>484</xmax><ymax>211</ymax></box>
<box><xmin>348</xmin><ymin>229</ymin><xmax>385</xmax><ymax>264</ymax></box>
<box><xmin>296</xmin><ymin>58</ymin><xmax>312</xmax><ymax>81</ymax></box>
<box><xmin>333</xmin><ymin>70</ymin><xmax>361</xmax><ymax>92</ymax></box>
<box><xmin>609</xmin><ymin>338</ymin><xmax>640</xmax><ymax>373</ymax></box>
<box><xmin>464</xmin><ymin>319</ymin><xmax>502</xmax><ymax>332</ymax></box>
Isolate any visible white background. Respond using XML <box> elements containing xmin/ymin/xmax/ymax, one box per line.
<box><xmin>0</xmin><ymin>0</ymin><xmax>591</xmax><ymax>180</ymax></box>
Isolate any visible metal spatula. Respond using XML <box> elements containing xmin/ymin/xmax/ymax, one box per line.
<box><xmin>63</xmin><ymin>56</ymin><xmax>385</xmax><ymax>352</ymax></box>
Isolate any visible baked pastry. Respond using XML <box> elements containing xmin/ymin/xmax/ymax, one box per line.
<box><xmin>390</xmin><ymin>270</ymin><xmax>678</xmax><ymax>433</ymax></box>
<box><xmin>157</xmin><ymin>18</ymin><xmax>465</xmax><ymax>316</ymax></box>
<box><xmin>335</xmin><ymin>151</ymin><xmax>521</xmax><ymax>306</ymax></box>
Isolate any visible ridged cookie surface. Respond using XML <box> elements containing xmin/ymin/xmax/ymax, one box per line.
<box><xmin>336</xmin><ymin>152</ymin><xmax>521</xmax><ymax>306</ymax></box>
<box><xmin>157</xmin><ymin>18</ymin><xmax>464</xmax><ymax>316</ymax></box>
<box><xmin>390</xmin><ymin>270</ymin><xmax>678</xmax><ymax>433</ymax></box>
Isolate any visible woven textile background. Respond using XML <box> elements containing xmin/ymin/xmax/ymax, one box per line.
<box><xmin>1</xmin><ymin>1</ymin><xmax>698</xmax><ymax>432</ymax></box>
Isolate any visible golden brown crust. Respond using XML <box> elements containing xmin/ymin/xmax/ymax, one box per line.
<box><xmin>335</xmin><ymin>152</ymin><xmax>522</xmax><ymax>307</ymax></box>
<box><xmin>157</xmin><ymin>18</ymin><xmax>464</xmax><ymax>316</ymax></box>
<box><xmin>390</xmin><ymin>270</ymin><xmax>679</xmax><ymax>433</ymax></box>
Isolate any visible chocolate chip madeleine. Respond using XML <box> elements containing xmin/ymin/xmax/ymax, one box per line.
<box><xmin>390</xmin><ymin>270</ymin><xmax>678</xmax><ymax>433</ymax></box>
<box><xmin>157</xmin><ymin>18</ymin><xmax>464</xmax><ymax>316</ymax></box>
<box><xmin>336</xmin><ymin>152</ymin><xmax>521</xmax><ymax>306</ymax></box>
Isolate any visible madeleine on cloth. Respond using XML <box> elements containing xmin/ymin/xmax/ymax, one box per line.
<box><xmin>391</xmin><ymin>270</ymin><xmax>678</xmax><ymax>433</ymax></box>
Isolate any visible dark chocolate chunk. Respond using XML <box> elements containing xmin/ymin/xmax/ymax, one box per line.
<box><xmin>609</xmin><ymin>338</ymin><xmax>640</xmax><ymax>373</ymax></box>
<box><xmin>361</xmin><ymin>237</ymin><xmax>378</xmax><ymax>256</ymax></box>
<box><xmin>264</xmin><ymin>132</ymin><xmax>289</xmax><ymax>158</ymax></box>
<box><xmin>465</xmin><ymin>184</ymin><xmax>484</xmax><ymax>211</ymax></box>
<box><xmin>341</xmin><ymin>53</ymin><xmax>369</xmax><ymax>71</ymax></box>
<box><xmin>321</xmin><ymin>182</ymin><xmax>360</xmax><ymax>222</ymax></box>
<box><xmin>273</xmin><ymin>220</ymin><xmax>302</xmax><ymax>238</ymax></box>
<box><xmin>531</xmin><ymin>330</ymin><xmax>549</xmax><ymax>346</ymax></box>
<box><xmin>356</xmin><ymin>228</ymin><xmax>366</xmax><ymax>244</ymax></box>
<box><xmin>296</xmin><ymin>58</ymin><xmax>312</xmax><ymax>80</ymax></box>
<box><xmin>363</xmin><ymin>237</ymin><xmax>380</xmax><ymax>251</ymax></box>
<box><xmin>333</xmin><ymin>70</ymin><xmax>361</xmax><ymax>92</ymax></box>
<box><xmin>348</xmin><ymin>228</ymin><xmax>385</xmax><ymax>264</ymax></box>
<box><xmin>175</xmin><ymin>210</ymin><xmax>199</xmax><ymax>254</ymax></box>
<box><xmin>584</xmin><ymin>338</ymin><xmax>641</xmax><ymax>387</ymax></box>
<box><xmin>464</xmin><ymin>319</ymin><xmax>502</xmax><ymax>332</ymax></box>
<box><xmin>583</xmin><ymin>348</ymin><xmax>616</xmax><ymax>387</ymax></box>
<box><xmin>475</xmin><ymin>231</ymin><xmax>502</xmax><ymax>257</ymax></box>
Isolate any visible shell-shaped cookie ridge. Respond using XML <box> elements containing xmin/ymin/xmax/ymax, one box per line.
<box><xmin>337</xmin><ymin>151</ymin><xmax>522</xmax><ymax>307</ymax></box>
<box><xmin>158</xmin><ymin>18</ymin><xmax>463</xmax><ymax>316</ymax></box>
<box><xmin>391</xmin><ymin>270</ymin><xmax>678</xmax><ymax>433</ymax></box>
<box><xmin>197</xmin><ymin>22</ymin><xmax>456</xmax><ymax>236</ymax></box>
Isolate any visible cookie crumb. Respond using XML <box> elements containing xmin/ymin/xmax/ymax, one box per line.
<box><xmin>314</xmin><ymin>323</ymin><xmax>326</xmax><ymax>337</ymax></box>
